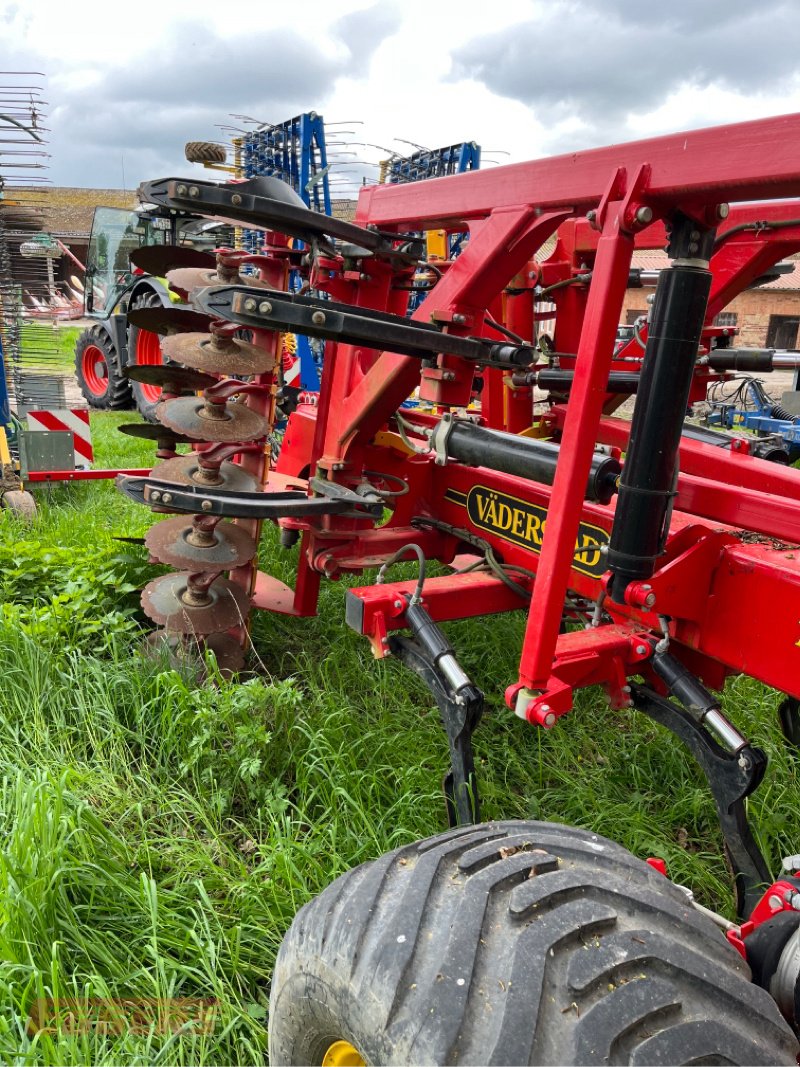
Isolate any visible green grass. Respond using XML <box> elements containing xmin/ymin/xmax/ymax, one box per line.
<box><xmin>18</xmin><ymin>324</ymin><xmax>83</xmax><ymax>372</ymax></box>
<box><xmin>0</xmin><ymin>411</ymin><xmax>798</xmax><ymax>1062</ymax></box>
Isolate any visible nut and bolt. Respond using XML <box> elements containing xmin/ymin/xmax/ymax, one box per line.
<box><xmin>231</xmin><ymin>193</ymin><xmax>242</xmax><ymax>206</ymax></box>
<box><xmin>644</xmin><ymin>592</ymin><xmax>657</xmax><ymax>608</ymax></box>
<box><xmin>635</xmin><ymin>205</ymin><xmax>653</xmax><ymax>225</ymax></box>
<box><xmin>717</xmin><ymin>203</ymin><xmax>730</xmax><ymax>220</ymax></box>
<box><xmin>442</xmin><ymin>371</ymin><xmax>456</xmax><ymax>381</ymax></box>
<box><xmin>244</xmin><ymin>298</ymin><xmax>257</xmax><ymax>311</ymax></box>
<box><xmin>539</xmin><ymin>704</ymin><xmax>556</xmax><ymax>727</ymax></box>
<box><xmin>150</xmin><ymin>490</ymin><xmax>161</xmax><ymax>502</ymax></box>
<box><xmin>161</xmin><ymin>492</ymin><xmax>173</xmax><ymax>504</ymax></box>
<box><xmin>586</xmin><ymin>210</ymin><xmax>597</xmax><ymax>224</ymax></box>
<box><xmin>311</xmin><ymin>310</ymin><xmax>326</xmax><ymax>325</ymax></box>
<box><xmin>189</xmin><ymin>186</ymin><xmax>199</xmax><ymax>197</ymax></box>
<box><xmin>176</xmin><ymin>184</ymin><xmax>187</xmax><ymax>195</ymax></box>
<box><xmin>635</xmin><ymin>644</ymin><xmax>648</xmax><ymax>655</ymax></box>
<box><xmin>259</xmin><ymin>301</ymin><xmax>273</xmax><ymax>314</ymax></box>
<box><xmin>201</xmin><ymin>500</ymin><xmax>213</xmax><ymax>512</ymax></box>
<box><xmin>452</xmin><ymin>313</ymin><xmax>467</xmax><ymax>325</ymax></box>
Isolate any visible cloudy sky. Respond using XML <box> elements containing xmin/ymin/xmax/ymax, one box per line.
<box><xmin>3</xmin><ymin>0</ymin><xmax>800</xmax><ymax>193</ymax></box>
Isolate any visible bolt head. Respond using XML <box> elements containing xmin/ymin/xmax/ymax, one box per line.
<box><xmin>311</xmin><ymin>310</ymin><xmax>326</xmax><ymax>325</ymax></box>
<box><xmin>231</xmin><ymin>193</ymin><xmax>242</xmax><ymax>206</ymax></box>
<box><xmin>150</xmin><ymin>490</ymin><xmax>161</xmax><ymax>502</ymax></box>
<box><xmin>635</xmin><ymin>644</ymin><xmax>648</xmax><ymax>655</ymax></box>
<box><xmin>244</xmin><ymin>298</ymin><xmax>257</xmax><ymax>311</ymax></box>
<box><xmin>259</xmin><ymin>301</ymin><xmax>273</xmax><ymax>314</ymax></box>
<box><xmin>452</xmin><ymin>313</ymin><xmax>466</xmax><ymax>325</ymax></box>
<box><xmin>188</xmin><ymin>186</ymin><xmax>199</xmax><ymax>197</ymax></box>
<box><xmin>176</xmin><ymin>184</ymin><xmax>187</xmax><ymax>195</ymax></box>
<box><xmin>544</xmin><ymin>712</ymin><xmax>556</xmax><ymax>727</ymax></box>
<box><xmin>161</xmin><ymin>492</ymin><xmax>172</xmax><ymax>504</ymax></box>
<box><xmin>635</xmin><ymin>205</ymin><xmax>653</xmax><ymax>224</ymax></box>
<box><xmin>201</xmin><ymin>500</ymin><xmax>213</xmax><ymax>512</ymax></box>
<box><xmin>717</xmin><ymin>203</ymin><xmax>730</xmax><ymax>220</ymax></box>
<box><xmin>644</xmin><ymin>592</ymin><xmax>656</xmax><ymax>608</ymax></box>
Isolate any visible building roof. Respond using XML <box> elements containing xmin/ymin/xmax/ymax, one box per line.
<box><xmin>14</xmin><ymin>186</ymin><xmax>139</xmax><ymax>238</ymax></box>
<box><xmin>631</xmin><ymin>249</ymin><xmax>800</xmax><ymax>290</ymax></box>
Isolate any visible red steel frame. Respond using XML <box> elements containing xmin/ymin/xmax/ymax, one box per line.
<box><xmin>260</xmin><ymin>114</ymin><xmax>800</xmax><ymax>730</ymax></box>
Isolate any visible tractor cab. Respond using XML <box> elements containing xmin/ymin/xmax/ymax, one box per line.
<box><xmin>84</xmin><ymin>205</ymin><xmax>219</xmax><ymax>318</ymax></box>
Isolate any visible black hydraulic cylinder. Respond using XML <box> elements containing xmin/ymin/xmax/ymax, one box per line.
<box><xmin>442</xmin><ymin>420</ymin><xmax>620</xmax><ymax>504</ymax></box>
<box><xmin>607</xmin><ymin>216</ymin><xmax>715</xmax><ymax>603</ymax></box>
<box><xmin>707</xmin><ymin>348</ymin><xmax>775</xmax><ymax>372</ymax></box>
<box><xmin>537</xmin><ymin>368</ymin><xmax>641</xmax><ymax>394</ymax></box>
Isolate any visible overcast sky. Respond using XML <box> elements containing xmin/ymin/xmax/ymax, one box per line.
<box><xmin>3</xmin><ymin>0</ymin><xmax>800</xmax><ymax>194</ymax></box>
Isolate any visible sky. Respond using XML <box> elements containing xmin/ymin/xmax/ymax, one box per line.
<box><xmin>3</xmin><ymin>0</ymin><xmax>800</xmax><ymax>194</ymax></box>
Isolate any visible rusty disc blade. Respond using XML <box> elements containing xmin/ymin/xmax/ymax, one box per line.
<box><xmin>127</xmin><ymin>306</ymin><xmax>212</xmax><ymax>335</ymax></box>
<box><xmin>158</xmin><ymin>396</ymin><xmax>270</xmax><ymax>443</ymax></box>
<box><xmin>146</xmin><ymin>516</ymin><xmax>257</xmax><ymax>570</ymax></box>
<box><xmin>117</xmin><ymin>423</ymin><xmax>197</xmax><ymax>446</ymax></box>
<box><xmin>130</xmin><ymin>244</ymin><xmax>215</xmax><ymax>275</ymax></box>
<box><xmin>141</xmin><ymin>573</ymin><xmax>251</xmax><ymax>634</ymax></box>
<box><xmin>125</xmin><ymin>364</ymin><xmax>219</xmax><ymax>391</ymax></box>
<box><xmin>166</xmin><ymin>266</ymin><xmax>269</xmax><ymax>298</ymax></box>
<box><xmin>161</xmin><ymin>332</ymin><xmax>275</xmax><ymax>376</ymax></box>
<box><xmin>142</xmin><ymin>630</ymin><xmax>246</xmax><ymax>680</ymax></box>
<box><xmin>150</xmin><ymin>454</ymin><xmax>259</xmax><ymax>493</ymax></box>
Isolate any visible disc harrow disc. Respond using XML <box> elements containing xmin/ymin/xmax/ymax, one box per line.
<box><xmin>150</xmin><ymin>454</ymin><xmax>259</xmax><ymax>493</ymax></box>
<box><xmin>126</xmin><ymin>306</ymin><xmax>212</xmax><ymax>335</ymax></box>
<box><xmin>125</xmin><ymin>364</ymin><xmax>220</xmax><ymax>391</ymax></box>
<box><xmin>146</xmin><ymin>516</ymin><xmax>257</xmax><ymax>570</ymax></box>
<box><xmin>158</xmin><ymin>396</ymin><xmax>270</xmax><ymax>443</ymax></box>
<box><xmin>130</xmin><ymin>244</ymin><xmax>215</xmax><ymax>275</ymax></box>
<box><xmin>143</xmin><ymin>630</ymin><xmax>245</xmax><ymax>680</ymax></box>
<box><xmin>161</xmin><ymin>332</ymin><xmax>275</xmax><ymax>376</ymax></box>
<box><xmin>141</xmin><ymin>572</ymin><xmax>251</xmax><ymax>634</ymax></box>
<box><xmin>117</xmin><ymin>423</ymin><xmax>197</xmax><ymax>446</ymax></box>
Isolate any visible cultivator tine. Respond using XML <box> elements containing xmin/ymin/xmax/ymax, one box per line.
<box><xmin>117</xmin><ymin>424</ymin><xmax>196</xmax><ymax>448</ymax></box>
<box><xmin>630</xmin><ymin>682</ymin><xmax>770</xmax><ymax>919</ymax></box>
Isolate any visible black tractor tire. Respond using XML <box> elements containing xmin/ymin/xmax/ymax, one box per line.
<box><xmin>184</xmin><ymin>141</ymin><xmax>226</xmax><ymax>165</ymax></box>
<box><xmin>127</xmin><ymin>291</ymin><xmax>170</xmax><ymax>422</ymax></box>
<box><xmin>1</xmin><ymin>489</ymin><xmax>36</xmax><ymax>521</ymax></box>
<box><xmin>269</xmin><ymin>820</ymin><xmax>798</xmax><ymax>1066</ymax></box>
<box><xmin>74</xmin><ymin>326</ymin><xmax>132</xmax><ymax>410</ymax></box>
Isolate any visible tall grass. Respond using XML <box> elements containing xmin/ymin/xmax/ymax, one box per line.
<box><xmin>0</xmin><ymin>412</ymin><xmax>796</xmax><ymax>1062</ymax></box>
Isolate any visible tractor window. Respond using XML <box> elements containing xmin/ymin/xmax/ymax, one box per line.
<box><xmin>86</xmin><ymin>207</ymin><xmax>146</xmax><ymax>316</ymax></box>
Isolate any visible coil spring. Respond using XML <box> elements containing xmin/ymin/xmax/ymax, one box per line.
<box><xmin>768</xmin><ymin>404</ymin><xmax>800</xmax><ymax>424</ymax></box>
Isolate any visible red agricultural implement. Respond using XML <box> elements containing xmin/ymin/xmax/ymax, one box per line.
<box><xmin>117</xmin><ymin>113</ymin><xmax>800</xmax><ymax>1063</ymax></box>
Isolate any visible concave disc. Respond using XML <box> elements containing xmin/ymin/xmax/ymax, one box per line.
<box><xmin>142</xmin><ymin>630</ymin><xmax>245</xmax><ymax>680</ymax></box>
<box><xmin>161</xmin><ymin>332</ymin><xmax>275</xmax><ymax>376</ymax></box>
<box><xmin>146</xmin><ymin>516</ymin><xmax>257</xmax><ymax>570</ymax></box>
<box><xmin>141</xmin><ymin>572</ymin><xmax>251</xmax><ymax>634</ymax></box>
<box><xmin>124</xmin><ymin>364</ymin><xmax>219</xmax><ymax>391</ymax></box>
<box><xmin>117</xmin><ymin>423</ymin><xmax>197</xmax><ymax>446</ymax></box>
<box><xmin>127</xmin><ymin>306</ymin><xmax>212</xmax><ymax>335</ymax></box>
<box><xmin>158</xmin><ymin>396</ymin><xmax>270</xmax><ymax>443</ymax></box>
<box><xmin>130</xmin><ymin>244</ymin><xmax>215</xmax><ymax>274</ymax></box>
<box><xmin>150</xmin><ymin>454</ymin><xmax>259</xmax><ymax>493</ymax></box>
<box><xmin>167</xmin><ymin>266</ymin><xmax>269</xmax><ymax>297</ymax></box>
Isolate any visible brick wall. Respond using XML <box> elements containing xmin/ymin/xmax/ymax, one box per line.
<box><xmin>621</xmin><ymin>287</ymin><xmax>800</xmax><ymax>347</ymax></box>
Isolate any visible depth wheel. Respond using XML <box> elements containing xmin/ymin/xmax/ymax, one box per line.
<box><xmin>269</xmin><ymin>820</ymin><xmax>797</xmax><ymax>1066</ymax></box>
<box><xmin>1</xmin><ymin>489</ymin><xmax>36</xmax><ymax>521</ymax></box>
<box><xmin>128</xmin><ymin>292</ymin><xmax>169</xmax><ymax>422</ymax></box>
<box><xmin>74</xmin><ymin>326</ymin><xmax>132</xmax><ymax>410</ymax></box>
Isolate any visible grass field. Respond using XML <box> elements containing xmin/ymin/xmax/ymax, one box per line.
<box><xmin>0</xmin><ymin>412</ymin><xmax>797</xmax><ymax>1063</ymax></box>
<box><xmin>18</xmin><ymin>323</ymin><xmax>83</xmax><ymax>372</ymax></box>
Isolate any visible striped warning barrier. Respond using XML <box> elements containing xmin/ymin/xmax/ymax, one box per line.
<box><xmin>26</xmin><ymin>408</ymin><xmax>93</xmax><ymax>468</ymax></box>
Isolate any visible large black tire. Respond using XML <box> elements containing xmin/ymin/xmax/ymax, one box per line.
<box><xmin>269</xmin><ymin>820</ymin><xmax>798</xmax><ymax>1066</ymax></box>
<box><xmin>185</xmin><ymin>141</ymin><xmax>226</xmax><ymax>165</ymax></box>
<box><xmin>127</xmin><ymin>291</ymin><xmax>169</xmax><ymax>422</ymax></box>
<box><xmin>74</xmin><ymin>326</ymin><xmax>132</xmax><ymax>410</ymax></box>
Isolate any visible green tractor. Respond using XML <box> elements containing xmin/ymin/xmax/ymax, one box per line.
<box><xmin>74</xmin><ymin>202</ymin><xmax>228</xmax><ymax>419</ymax></box>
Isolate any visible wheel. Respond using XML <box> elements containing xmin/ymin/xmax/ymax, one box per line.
<box><xmin>269</xmin><ymin>820</ymin><xmax>798</xmax><ymax>1066</ymax></box>
<box><xmin>184</xmin><ymin>141</ymin><xmax>226</xmax><ymax>165</ymax></box>
<box><xmin>1</xmin><ymin>489</ymin><xmax>36</xmax><ymax>520</ymax></box>
<box><xmin>74</xmin><ymin>326</ymin><xmax>132</xmax><ymax>410</ymax></box>
<box><xmin>127</xmin><ymin>292</ymin><xmax>169</xmax><ymax>422</ymax></box>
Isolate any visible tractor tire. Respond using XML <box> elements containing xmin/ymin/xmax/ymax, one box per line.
<box><xmin>74</xmin><ymin>326</ymin><xmax>132</xmax><ymax>410</ymax></box>
<box><xmin>185</xmin><ymin>141</ymin><xmax>226</xmax><ymax>165</ymax></box>
<box><xmin>1</xmin><ymin>489</ymin><xmax>36</xmax><ymax>521</ymax></box>
<box><xmin>127</xmin><ymin>292</ymin><xmax>169</xmax><ymax>422</ymax></box>
<box><xmin>269</xmin><ymin>820</ymin><xmax>798</xmax><ymax>1066</ymax></box>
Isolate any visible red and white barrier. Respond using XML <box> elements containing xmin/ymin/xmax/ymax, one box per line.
<box><xmin>26</xmin><ymin>408</ymin><xmax>93</xmax><ymax>468</ymax></box>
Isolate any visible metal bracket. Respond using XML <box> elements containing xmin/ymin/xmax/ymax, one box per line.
<box><xmin>389</xmin><ymin>633</ymin><xmax>482</xmax><ymax>827</ymax></box>
<box><xmin>630</xmin><ymin>682</ymin><xmax>770</xmax><ymax>919</ymax></box>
